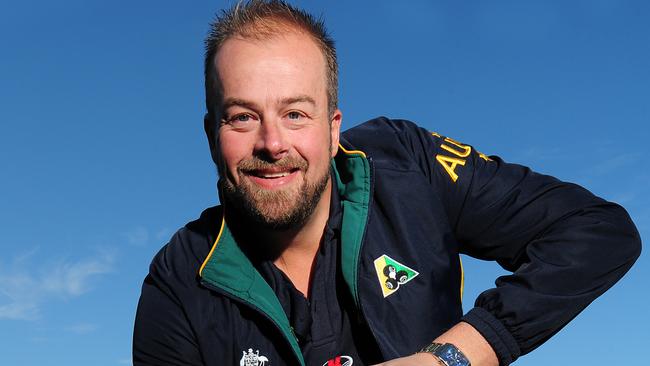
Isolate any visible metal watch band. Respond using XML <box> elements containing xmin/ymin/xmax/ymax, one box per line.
<box><xmin>419</xmin><ymin>342</ymin><xmax>471</xmax><ymax>366</ymax></box>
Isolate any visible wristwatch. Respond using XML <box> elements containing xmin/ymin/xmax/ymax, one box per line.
<box><xmin>419</xmin><ymin>342</ymin><xmax>471</xmax><ymax>366</ymax></box>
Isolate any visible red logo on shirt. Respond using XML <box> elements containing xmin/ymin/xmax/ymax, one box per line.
<box><xmin>322</xmin><ymin>355</ymin><xmax>353</xmax><ymax>366</ymax></box>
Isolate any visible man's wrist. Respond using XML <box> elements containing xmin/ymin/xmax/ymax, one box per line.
<box><xmin>412</xmin><ymin>351</ymin><xmax>446</xmax><ymax>366</ymax></box>
<box><xmin>419</xmin><ymin>342</ymin><xmax>471</xmax><ymax>366</ymax></box>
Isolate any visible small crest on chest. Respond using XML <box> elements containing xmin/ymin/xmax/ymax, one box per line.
<box><xmin>240</xmin><ymin>348</ymin><xmax>269</xmax><ymax>366</ymax></box>
<box><xmin>373</xmin><ymin>254</ymin><xmax>419</xmax><ymax>298</ymax></box>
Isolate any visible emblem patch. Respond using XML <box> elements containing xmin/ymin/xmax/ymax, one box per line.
<box><xmin>322</xmin><ymin>355</ymin><xmax>353</xmax><ymax>366</ymax></box>
<box><xmin>373</xmin><ymin>254</ymin><xmax>419</xmax><ymax>297</ymax></box>
<box><xmin>240</xmin><ymin>348</ymin><xmax>269</xmax><ymax>366</ymax></box>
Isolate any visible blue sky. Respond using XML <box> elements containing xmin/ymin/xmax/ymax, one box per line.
<box><xmin>0</xmin><ymin>1</ymin><xmax>648</xmax><ymax>365</ymax></box>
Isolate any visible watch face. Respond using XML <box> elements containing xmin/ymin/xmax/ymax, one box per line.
<box><xmin>437</xmin><ymin>343</ymin><xmax>471</xmax><ymax>366</ymax></box>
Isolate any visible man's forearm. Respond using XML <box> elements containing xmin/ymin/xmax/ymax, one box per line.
<box><xmin>371</xmin><ymin>321</ymin><xmax>498</xmax><ymax>366</ymax></box>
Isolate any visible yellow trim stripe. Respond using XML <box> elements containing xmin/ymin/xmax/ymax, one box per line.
<box><xmin>338</xmin><ymin>143</ymin><xmax>367</xmax><ymax>158</ymax></box>
<box><xmin>199</xmin><ymin>212</ymin><xmax>226</xmax><ymax>277</ymax></box>
<box><xmin>459</xmin><ymin>255</ymin><xmax>465</xmax><ymax>301</ymax></box>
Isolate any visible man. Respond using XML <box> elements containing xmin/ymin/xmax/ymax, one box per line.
<box><xmin>133</xmin><ymin>1</ymin><xmax>641</xmax><ymax>365</ymax></box>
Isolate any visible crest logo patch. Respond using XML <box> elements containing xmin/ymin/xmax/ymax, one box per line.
<box><xmin>373</xmin><ymin>254</ymin><xmax>419</xmax><ymax>298</ymax></box>
<box><xmin>240</xmin><ymin>348</ymin><xmax>269</xmax><ymax>366</ymax></box>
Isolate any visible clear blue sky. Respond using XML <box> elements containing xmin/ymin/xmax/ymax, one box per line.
<box><xmin>1</xmin><ymin>1</ymin><xmax>648</xmax><ymax>365</ymax></box>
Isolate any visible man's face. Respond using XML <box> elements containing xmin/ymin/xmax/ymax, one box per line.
<box><xmin>210</xmin><ymin>31</ymin><xmax>341</xmax><ymax>229</ymax></box>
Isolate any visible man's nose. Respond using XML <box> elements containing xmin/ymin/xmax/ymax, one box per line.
<box><xmin>255</xmin><ymin>119</ymin><xmax>289</xmax><ymax>160</ymax></box>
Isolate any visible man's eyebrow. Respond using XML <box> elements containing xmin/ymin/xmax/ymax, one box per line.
<box><xmin>220</xmin><ymin>96</ymin><xmax>315</xmax><ymax>111</ymax></box>
<box><xmin>279</xmin><ymin>95</ymin><xmax>316</xmax><ymax>107</ymax></box>
<box><xmin>221</xmin><ymin>98</ymin><xmax>259</xmax><ymax>111</ymax></box>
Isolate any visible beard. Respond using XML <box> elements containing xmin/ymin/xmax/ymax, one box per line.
<box><xmin>220</xmin><ymin>154</ymin><xmax>331</xmax><ymax>231</ymax></box>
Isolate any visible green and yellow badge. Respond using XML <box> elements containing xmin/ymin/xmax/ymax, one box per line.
<box><xmin>373</xmin><ymin>254</ymin><xmax>419</xmax><ymax>298</ymax></box>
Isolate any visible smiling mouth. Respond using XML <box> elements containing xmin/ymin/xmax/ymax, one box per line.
<box><xmin>246</xmin><ymin>168</ymin><xmax>299</xmax><ymax>179</ymax></box>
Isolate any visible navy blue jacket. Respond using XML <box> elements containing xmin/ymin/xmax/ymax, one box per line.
<box><xmin>134</xmin><ymin>118</ymin><xmax>641</xmax><ymax>366</ymax></box>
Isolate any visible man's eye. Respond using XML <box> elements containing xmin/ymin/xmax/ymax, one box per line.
<box><xmin>225</xmin><ymin>114</ymin><xmax>255</xmax><ymax>125</ymax></box>
<box><xmin>233</xmin><ymin>114</ymin><xmax>250</xmax><ymax>122</ymax></box>
<box><xmin>287</xmin><ymin>111</ymin><xmax>302</xmax><ymax>120</ymax></box>
<box><xmin>221</xmin><ymin>113</ymin><xmax>258</xmax><ymax>131</ymax></box>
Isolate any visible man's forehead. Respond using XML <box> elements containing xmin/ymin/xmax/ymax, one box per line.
<box><xmin>213</xmin><ymin>32</ymin><xmax>326</xmax><ymax>89</ymax></box>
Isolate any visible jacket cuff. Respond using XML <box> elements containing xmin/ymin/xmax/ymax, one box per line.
<box><xmin>461</xmin><ymin>307</ymin><xmax>521</xmax><ymax>366</ymax></box>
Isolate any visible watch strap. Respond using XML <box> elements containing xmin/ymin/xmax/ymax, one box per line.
<box><xmin>419</xmin><ymin>342</ymin><xmax>471</xmax><ymax>366</ymax></box>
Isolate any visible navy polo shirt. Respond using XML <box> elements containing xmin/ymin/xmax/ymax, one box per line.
<box><xmin>257</xmin><ymin>179</ymin><xmax>380</xmax><ymax>366</ymax></box>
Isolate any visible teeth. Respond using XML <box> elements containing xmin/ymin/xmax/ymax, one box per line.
<box><xmin>261</xmin><ymin>172</ymin><xmax>289</xmax><ymax>178</ymax></box>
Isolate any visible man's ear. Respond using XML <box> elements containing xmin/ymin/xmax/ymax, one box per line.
<box><xmin>204</xmin><ymin>113</ymin><xmax>220</xmax><ymax>165</ymax></box>
<box><xmin>330</xmin><ymin>109</ymin><xmax>342</xmax><ymax>158</ymax></box>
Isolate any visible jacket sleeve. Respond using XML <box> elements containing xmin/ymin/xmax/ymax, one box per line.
<box><xmin>133</xmin><ymin>245</ymin><xmax>204</xmax><ymax>366</ymax></box>
<box><xmin>394</xmin><ymin>119</ymin><xmax>642</xmax><ymax>365</ymax></box>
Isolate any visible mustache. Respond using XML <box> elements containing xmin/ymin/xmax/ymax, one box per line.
<box><xmin>237</xmin><ymin>155</ymin><xmax>308</xmax><ymax>172</ymax></box>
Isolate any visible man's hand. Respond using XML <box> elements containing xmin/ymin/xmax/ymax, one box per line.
<box><xmin>371</xmin><ymin>352</ymin><xmax>441</xmax><ymax>366</ymax></box>
<box><xmin>372</xmin><ymin>321</ymin><xmax>498</xmax><ymax>366</ymax></box>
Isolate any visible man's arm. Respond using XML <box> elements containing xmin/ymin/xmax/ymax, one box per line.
<box><xmin>372</xmin><ymin>322</ymin><xmax>497</xmax><ymax>366</ymax></box>
<box><xmin>133</xmin><ymin>252</ymin><xmax>204</xmax><ymax>366</ymax></box>
<box><xmin>372</xmin><ymin>118</ymin><xmax>641</xmax><ymax>365</ymax></box>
